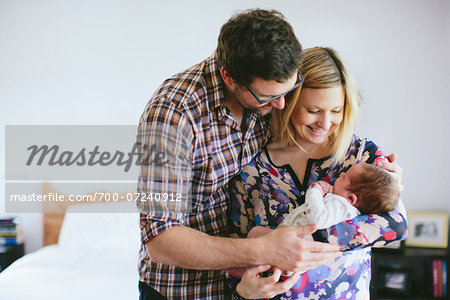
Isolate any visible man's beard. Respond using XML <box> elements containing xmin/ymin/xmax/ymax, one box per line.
<box><xmin>231</xmin><ymin>88</ymin><xmax>272</xmax><ymax>116</ymax></box>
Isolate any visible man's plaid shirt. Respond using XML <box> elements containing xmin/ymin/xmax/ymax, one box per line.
<box><xmin>137</xmin><ymin>54</ymin><xmax>268</xmax><ymax>299</ymax></box>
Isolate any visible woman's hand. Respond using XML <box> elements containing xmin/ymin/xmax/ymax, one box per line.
<box><xmin>236</xmin><ymin>265</ymin><xmax>301</xmax><ymax>299</ymax></box>
<box><xmin>375</xmin><ymin>153</ymin><xmax>404</xmax><ymax>191</ymax></box>
<box><xmin>376</xmin><ymin>153</ymin><xmax>403</xmax><ymax>176</ymax></box>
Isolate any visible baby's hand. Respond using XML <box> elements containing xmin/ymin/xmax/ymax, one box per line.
<box><xmin>310</xmin><ymin>181</ymin><xmax>333</xmax><ymax>196</ymax></box>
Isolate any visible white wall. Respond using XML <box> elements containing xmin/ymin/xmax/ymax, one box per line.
<box><xmin>1</xmin><ymin>0</ymin><xmax>449</xmax><ymax>253</ymax></box>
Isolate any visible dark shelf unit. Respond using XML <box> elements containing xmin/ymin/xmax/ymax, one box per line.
<box><xmin>371</xmin><ymin>246</ymin><xmax>448</xmax><ymax>300</ymax></box>
<box><xmin>0</xmin><ymin>243</ymin><xmax>24</xmax><ymax>273</ymax></box>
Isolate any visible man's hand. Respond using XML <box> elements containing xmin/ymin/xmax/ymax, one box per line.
<box><xmin>310</xmin><ymin>181</ymin><xmax>333</xmax><ymax>196</ymax></box>
<box><xmin>254</xmin><ymin>224</ymin><xmax>341</xmax><ymax>273</ymax></box>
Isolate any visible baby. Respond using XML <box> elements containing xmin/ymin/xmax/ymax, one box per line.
<box><xmin>228</xmin><ymin>163</ymin><xmax>400</xmax><ymax>278</ymax></box>
<box><xmin>281</xmin><ymin>163</ymin><xmax>400</xmax><ymax>229</ymax></box>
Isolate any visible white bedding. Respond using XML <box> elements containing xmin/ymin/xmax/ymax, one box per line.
<box><xmin>0</xmin><ymin>201</ymin><xmax>141</xmax><ymax>300</ymax></box>
<box><xmin>0</xmin><ymin>245</ymin><xmax>139</xmax><ymax>299</ymax></box>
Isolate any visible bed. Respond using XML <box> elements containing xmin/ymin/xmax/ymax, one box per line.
<box><xmin>0</xmin><ymin>198</ymin><xmax>141</xmax><ymax>299</ymax></box>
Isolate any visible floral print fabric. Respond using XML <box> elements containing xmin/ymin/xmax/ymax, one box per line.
<box><xmin>228</xmin><ymin>136</ymin><xmax>408</xmax><ymax>299</ymax></box>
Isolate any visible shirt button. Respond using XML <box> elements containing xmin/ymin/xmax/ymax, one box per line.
<box><xmin>300</xmin><ymin>191</ymin><xmax>305</xmax><ymax>196</ymax></box>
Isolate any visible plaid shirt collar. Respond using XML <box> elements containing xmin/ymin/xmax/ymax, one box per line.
<box><xmin>204</xmin><ymin>54</ymin><xmax>264</xmax><ymax>132</ymax></box>
<box><xmin>203</xmin><ymin>53</ymin><xmax>226</xmax><ymax>111</ymax></box>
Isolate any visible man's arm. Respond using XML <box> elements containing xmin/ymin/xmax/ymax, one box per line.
<box><xmin>147</xmin><ymin>224</ymin><xmax>341</xmax><ymax>272</ymax></box>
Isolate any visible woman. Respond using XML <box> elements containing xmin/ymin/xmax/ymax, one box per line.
<box><xmin>228</xmin><ymin>47</ymin><xmax>407</xmax><ymax>299</ymax></box>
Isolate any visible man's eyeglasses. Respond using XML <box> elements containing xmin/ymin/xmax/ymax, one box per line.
<box><xmin>245</xmin><ymin>70</ymin><xmax>304</xmax><ymax>104</ymax></box>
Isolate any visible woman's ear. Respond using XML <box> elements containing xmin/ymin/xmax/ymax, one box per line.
<box><xmin>348</xmin><ymin>193</ymin><xmax>358</xmax><ymax>206</ymax></box>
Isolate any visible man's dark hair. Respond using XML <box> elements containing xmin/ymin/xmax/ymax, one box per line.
<box><xmin>216</xmin><ymin>9</ymin><xmax>303</xmax><ymax>86</ymax></box>
<box><xmin>349</xmin><ymin>164</ymin><xmax>400</xmax><ymax>215</ymax></box>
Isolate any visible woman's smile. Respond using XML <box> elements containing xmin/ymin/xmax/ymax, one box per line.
<box><xmin>308</xmin><ymin>126</ymin><xmax>328</xmax><ymax>134</ymax></box>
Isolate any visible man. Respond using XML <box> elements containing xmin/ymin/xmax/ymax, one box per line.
<box><xmin>137</xmin><ymin>9</ymin><xmax>341</xmax><ymax>299</ymax></box>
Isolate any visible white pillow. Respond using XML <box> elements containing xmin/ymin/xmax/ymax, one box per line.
<box><xmin>58</xmin><ymin>201</ymin><xmax>140</xmax><ymax>252</ymax></box>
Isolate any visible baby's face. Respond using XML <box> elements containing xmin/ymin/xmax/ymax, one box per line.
<box><xmin>333</xmin><ymin>164</ymin><xmax>365</xmax><ymax>198</ymax></box>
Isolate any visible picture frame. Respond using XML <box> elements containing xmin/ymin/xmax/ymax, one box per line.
<box><xmin>405</xmin><ymin>212</ymin><xmax>449</xmax><ymax>248</ymax></box>
<box><xmin>377</xmin><ymin>267</ymin><xmax>412</xmax><ymax>295</ymax></box>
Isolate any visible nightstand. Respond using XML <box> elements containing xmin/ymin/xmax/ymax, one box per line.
<box><xmin>0</xmin><ymin>244</ymin><xmax>24</xmax><ymax>272</ymax></box>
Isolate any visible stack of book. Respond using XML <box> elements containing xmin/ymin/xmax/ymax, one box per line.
<box><xmin>432</xmin><ymin>258</ymin><xmax>448</xmax><ymax>298</ymax></box>
<box><xmin>0</xmin><ymin>217</ymin><xmax>24</xmax><ymax>245</ymax></box>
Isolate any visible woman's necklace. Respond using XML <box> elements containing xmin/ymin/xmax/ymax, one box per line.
<box><xmin>288</xmin><ymin>131</ymin><xmax>308</xmax><ymax>154</ymax></box>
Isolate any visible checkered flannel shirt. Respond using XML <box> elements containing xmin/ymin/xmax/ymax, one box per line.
<box><xmin>137</xmin><ymin>54</ymin><xmax>268</xmax><ymax>299</ymax></box>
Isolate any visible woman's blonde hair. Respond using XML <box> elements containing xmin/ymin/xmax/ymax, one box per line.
<box><xmin>271</xmin><ymin>47</ymin><xmax>361</xmax><ymax>163</ymax></box>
